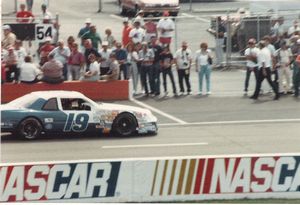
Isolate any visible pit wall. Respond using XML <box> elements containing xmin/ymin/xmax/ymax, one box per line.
<box><xmin>1</xmin><ymin>154</ymin><xmax>300</xmax><ymax>202</ymax></box>
<box><xmin>1</xmin><ymin>80</ymin><xmax>130</xmax><ymax>103</ymax></box>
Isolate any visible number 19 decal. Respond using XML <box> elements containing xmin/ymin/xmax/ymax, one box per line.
<box><xmin>64</xmin><ymin>113</ymin><xmax>89</xmax><ymax>132</ymax></box>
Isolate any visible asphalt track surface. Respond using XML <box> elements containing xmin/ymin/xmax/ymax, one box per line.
<box><xmin>2</xmin><ymin>0</ymin><xmax>300</xmax><ymax>163</ymax></box>
<box><xmin>2</xmin><ymin>70</ymin><xmax>300</xmax><ymax>163</ymax></box>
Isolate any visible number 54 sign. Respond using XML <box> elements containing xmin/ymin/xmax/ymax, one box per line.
<box><xmin>35</xmin><ymin>24</ymin><xmax>54</xmax><ymax>42</ymax></box>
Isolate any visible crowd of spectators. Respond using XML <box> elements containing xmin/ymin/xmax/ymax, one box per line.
<box><xmin>2</xmin><ymin>3</ymin><xmax>300</xmax><ymax>99</ymax></box>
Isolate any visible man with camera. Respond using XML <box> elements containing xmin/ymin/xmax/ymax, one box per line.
<box><xmin>175</xmin><ymin>41</ymin><xmax>193</xmax><ymax>95</ymax></box>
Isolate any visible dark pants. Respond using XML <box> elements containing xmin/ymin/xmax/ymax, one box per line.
<box><xmin>151</xmin><ymin>62</ymin><xmax>161</xmax><ymax>95</ymax></box>
<box><xmin>293</xmin><ymin>63</ymin><xmax>300</xmax><ymax>97</ymax></box>
<box><xmin>252</xmin><ymin>67</ymin><xmax>279</xmax><ymax>99</ymax></box>
<box><xmin>42</xmin><ymin>76</ymin><xmax>64</xmax><ymax>84</ymax></box>
<box><xmin>244</xmin><ymin>66</ymin><xmax>258</xmax><ymax>92</ymax></box>
<box><xmin>63</xmin><ymin>63</ymin><xmax>68</xmax><ymax>81</ymax></box>
<box><xmin>141</xmin><ymin>65</ymin><xmax>153</xmax><ymax>94</ymax></box>
<box><xmin>162</xmin><ymin>67</ymin><xmax>177</xmax><ymax>94</ymax></box>
<box><xmin>119</xmin><ymin>64</ymin><xmax>128</xmax><ymax>80</ymax></box>
<box><xmin>177</xmin><ymin>69</ymin><xmax>191</xmax><ymax>93</ymax></box>
<box><xmin>100</xmin><ymin>67</ymin><xmax>109</xmax><ymax>76</ymax></box>
<box><xmin>6</xmin><ymin>65</ymin><xmax>19</xmax><ymax>82</ymax></box>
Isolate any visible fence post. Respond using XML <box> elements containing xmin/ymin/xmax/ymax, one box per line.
<box><xmin>257</xmin><ymin>15</ymin><xmax>260</xmax><ymax>42</ymax></box>
<box><xmin>174</xmin><ymin>17</ymin><xmax>178</xmax><ymax>52</ymax></box>
<box><xmin>98</xmin><ymin>0</ymin><xmax>102</xmax><ymax>12</ymax></box>
<box><xmin>225</xmin><ymin>11</ymin><xmax>231</xmax><ymax>68</ymax></box>
<box><xmin>189</xmin><ymin>0</ymin><xmax>193</xmax><ymax>12</ymax></box>
<box><xmin>15</xmin><ymin>0</ymin><xmax>18</xmax><ymax>13</ymax></box>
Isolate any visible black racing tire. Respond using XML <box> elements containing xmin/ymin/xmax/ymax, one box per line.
<box><xmin>112</xmin><ymin>113</ymin><xmax>137</xmax><ymax>137</ymax></box>
<box><xmin>17</xmin><ymin>117</ymin><xmax>42</xmax><ymax>140</ymax></box>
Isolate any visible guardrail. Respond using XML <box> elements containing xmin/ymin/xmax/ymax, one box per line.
<box><xmin>1</xmin><ymin>153</ymin><xmax>300</xmax><ymax>202</ymax></box>
<box><xmin>1</xmin><ymin>80</ymin><xmax>130</xmax><ymax>103</ymax></box>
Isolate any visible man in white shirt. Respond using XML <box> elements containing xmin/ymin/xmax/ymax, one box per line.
<box><xmin>175</xmin><ymin>41</ymin><xmax>193</xmax><ymax>95</ymax></box>
<box><xmin>157</xmin><ymin>11</ymin><xmax>175</xmax><ymax>45</ymax></box>
<box><xmin>274</xmin><ymin>40</ymin><xmax>293</xmax><ymax>94</ymax></box>
<box><xmin>99</xmin><ymin>41</ymin><xmax>112</xmax><ymax>76</ymax></box>
<box><xmin>244</xmin><ymin>38</ymin><xmax>259</xmax><ymax>94</ymax></box>
<box><xmin>129</xmin><ymin>19</ymin><xmax>145</xmax><ymax>44</ymax></box>
<box><xmin>250</xmin><ymin>41</ymin><xmax>280</xmax><ymax>100</ymax></box>
<box><xmin>288</xmin><ymin>20</ymin><xmax>300</xmax><ymax>37</ymax></box>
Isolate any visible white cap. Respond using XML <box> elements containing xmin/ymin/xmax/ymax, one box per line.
<box><xmin>45</xmin><ymin>36</ymin><xmax>52</xmax><ymax>42</ymax></box>
<box><xmin>2</xmin><ymin>25</ymin><xmax>11</xmax><ymax>30</ymax></box>
<box><xmin>123</xmin><ymin>17</ymin><xmax>129</xmax><ymax>22</ymax></box>
<box><xmin>85</xmin><ymin>18</ymin><xmax>91</xmax><ymax>23</ymax></box>
<box><xmin>102</xmin><ymin>41</ymin><xmax>109</xmax><ymax>46</ymax></box>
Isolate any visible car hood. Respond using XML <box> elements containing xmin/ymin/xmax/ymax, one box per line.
<box><xmin>96</xmin><ymin>103</ymin><xmax>152</xmax><ymax>115</ymax></box>
<box><xmin>141</xmin><ymin>0</ymin><xmax>178</xmax><ymax>4</ymax></box>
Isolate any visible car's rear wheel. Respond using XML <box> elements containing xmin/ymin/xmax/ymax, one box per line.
<box><xmin>18</xmin><ymin>118</ymin><xmax>42</xmax><ymax>140</ymax></box>
<box><xmin>112</xmin><ymin>113</ymin><xmax>137</xmax><ymax>137</ymax></box>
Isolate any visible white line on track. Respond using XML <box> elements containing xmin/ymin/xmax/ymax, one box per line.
<box><xmin>102</xmin><ymin>142</ymin><xmax>208</xmax><ymax>149</ymax></box>
<box><xmin>131</xmin><ymin>98</ymin><xmax>188</xmax><ymax>124</ymax></box>
<box><xmin>159</xmin><ymin>118</ymin><xmax>300</xmax><ymax>127</ymax></box>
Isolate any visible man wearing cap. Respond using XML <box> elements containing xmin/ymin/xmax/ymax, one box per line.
<box><xmin>250</xmin><ymin>41</ymin><xmax>280</xmax><ymax>100</ymax></box>
<box><xmin>41</xmin><ymin>53</ymin><xmax>64</xmax><ymax>84</ymax></box>
<box><xmin>2</xmin><ymin>25</ymin><xmax>16</xmax><ymax>50</ymax></box>
<box><xmin>78</xmin><ymin>18</ymin><xmax>92</xmax><ymax>46</ymax></box>
<box><xmin>157</xmin><ymin>11</ymin><xmax>175</xmax><ymax>45</ymax></box>
<box><xmin>244</xmin><ymin>38</ymin><xmax>259</xmax><ymax>94</ymax></box>
<box><xmin>175</xmin><ymin>41</ymin><xmax>193</xmax><ymax>95</ymax></box>
<box><xmin>288</xmin><ymin>20</ymin><xmax>300</xmax><ymax>38</ymax></box>
<box><xmin>99</xmin><ymin>41</ymin><xmax>112</xmax><ymax>76</ymax></box>
<box><xmin>122</xmin><ymin>18</ymin><xmax>132</xmax><ymax>47</ymax></box>
<box><xmin>135</xmin><ymin>10</ymin><xmax>145</xmax><ymax>28</ymax></box>
<box><xmin>100</xmin><ymin>53</ymin><xmax>120</xmax><ymax>81</ymax></box>
<box><xmin>129</xmin><ymin>19</ymin><xmax>145</xmax><ymax>45</ymax></box>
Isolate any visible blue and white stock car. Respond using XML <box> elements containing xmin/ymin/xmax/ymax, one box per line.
<box><xmin>1</xmin><ymin>91</ymin><xmax>158</xmax><ymax>140</ymax></box>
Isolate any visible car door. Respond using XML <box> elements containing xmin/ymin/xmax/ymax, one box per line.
<box><xmin>58</xmin><ymin>97</ymin><xmax>95</xmax><ymax>133</ymax></box>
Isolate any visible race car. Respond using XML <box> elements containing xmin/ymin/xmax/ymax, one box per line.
<box><xmin>1</xmin><ymin>91</ymin><xmax>158</xmax><ymax>140</ymax></box>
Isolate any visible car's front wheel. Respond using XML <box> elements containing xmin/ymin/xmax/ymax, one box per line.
<box><xmin>112</xmin><ymin>113</ymin><xmax>137</xmax><ymax>137</ymax></box>
<box><xmin>18</xmin><ymin>117</ymin><xmax>42</xmax><ymax>140</ymax></box>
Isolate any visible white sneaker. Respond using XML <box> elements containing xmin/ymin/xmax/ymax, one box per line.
<box><xmin>198</xmin><ymin>92</ymin><xmax>202</xmax><ymax>95</ymax></box>
<box><xmin>207</xmin><ymin>91</ymin><xmax>211</xmax><ymax>95</ymax></box>
<box><xmin>179</xmin><ymin>92</ymin><xmax>184</xmax><ymax>96</ymax></box>
<box><xmin>164</xmin><ymin>91</ymin><xmax>169</xmax><ymax>96</ymax></box>
<box><xmin>187</xmin><ymin>91</ymin><xmax>192</xmax><ymax>95</ymax></box>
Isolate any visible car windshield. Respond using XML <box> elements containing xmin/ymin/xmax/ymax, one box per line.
<box><xmin>7</xmin><ymin>94</ymin><xmax>38</xmax><ymax>108</ymax></box>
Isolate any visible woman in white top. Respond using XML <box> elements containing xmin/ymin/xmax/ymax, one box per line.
<box><xmin>19</xmin><ymin>55</ymin><xmax>41</xmax><ymax>83</ymax></box>
<box><xmin>126</xmin><ymin>43</ymin><xmax>139</xmax><ymax>95</ymax></box>
<box><xmin>80</xmin><ymin>54</ymin><xmax>100</xmax><ymax>81</ymax></box>
<box><xmin>194</xmin><ymin>42</ymin><xmax>213</xmax><ymax>95</ymax></box>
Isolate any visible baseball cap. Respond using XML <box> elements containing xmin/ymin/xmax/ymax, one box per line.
<box><xmin>85</xmin><ymin>18</ymin><xmax>92</xmax><ymax>23</ymax></box>
<box><xmin>138</xmin><ymin>10</ymin><xmax>144</xmax><ymax>14</ymax></box>
<box><xmin>123</xmin><ymin>17</ymin><xmax>129</xmax><ymax>22</ymax></box>
<box><xmin>2</xmin><ymin>25</ymin><xmax>11</xmax><ymax>30</ymax></box>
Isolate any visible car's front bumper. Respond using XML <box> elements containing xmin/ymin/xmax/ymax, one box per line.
<box><xmin>138</xmin><ymin>122</ymin><xmax>158</xmax><ymax>134</ymax></box>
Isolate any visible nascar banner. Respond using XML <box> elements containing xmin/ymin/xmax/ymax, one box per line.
<box><xmin>1</xmin><ymin>155</ymin><xmax>300</xmax><ymax>202</ymax></box>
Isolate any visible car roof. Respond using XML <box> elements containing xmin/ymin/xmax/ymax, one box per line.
<box><xmin>30</xmin><ymin>91</ymin><xmax>86</xmax><ymax>100</ymax></box>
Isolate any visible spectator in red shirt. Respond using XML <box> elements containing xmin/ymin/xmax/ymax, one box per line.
<box><xmin>39</xmin><ymin>37</ymin><xmax>55</xmax><ymax>66</ymax></box>
<box><xmin>144</xmin><ymin>15</ymin><xmax>157</xmax><ymax>43</ymax></box>
<box><xmin>68</xmin><ymin>43</ymin><xmax>85</xmax><ymax>80</ymax></box>
<box><xmin>16</xmin><ymin>3</ymin><xmax>35</xmax><ymax>23</ymax></box>
<box><xmin>122</xmin><ymin>18</ymin><xmax>132</xmax><ymax>48</ymax></box>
